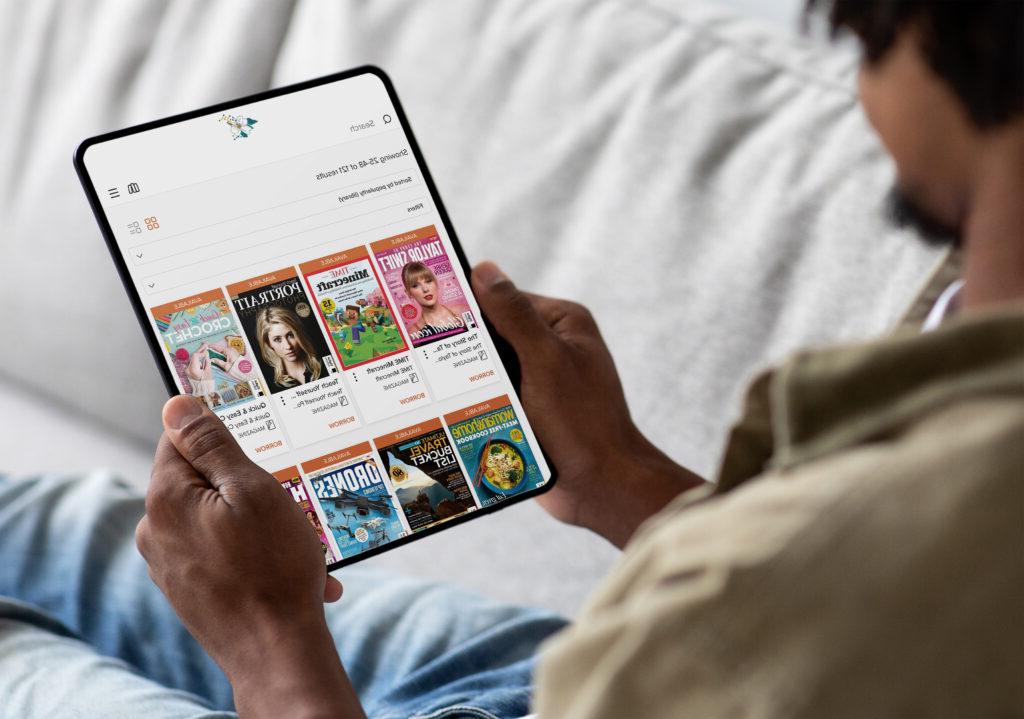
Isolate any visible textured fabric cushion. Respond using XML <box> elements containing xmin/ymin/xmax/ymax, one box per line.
<box><xmin>0</xmin><ymin>0</ymin><xmax>943</xmax><ymax>481</ymax></box>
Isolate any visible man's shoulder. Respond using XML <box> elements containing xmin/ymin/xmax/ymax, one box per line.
<box><xmin>536</xmin><ymin>393</ymin><xmax>1024</xmax><ymax>719</ymax></box>
<box><xmin>885</xmin><ymin>391</ymin><xmax>1024</xmax><ymax>485</ymax></box>
<box><xmin>717</xmin><ymin>303</ymin><xmax>1024</xmax><ymax>490</ymax></box>
<box><xmin>645</xmin><ymin>389</ymin><xmax>1023</xmax><ymax>580</ymax></box>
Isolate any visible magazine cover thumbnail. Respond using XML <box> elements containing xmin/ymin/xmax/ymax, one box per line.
<box><xmin>271</xmin><ymin>467</ymin><xmax>337</xmax><ymax>565</ymax></box>
<box><xmin>373</xmin><ymin>418</ymin><xmax>476</xmax><ymax>532</ymax></box>
<box><xmin>151</xmin><ymin>289</ymin><xmax>264</xmax><ymax>411</ymax></box>
<box><xmin>300</xmin><ymin>442</ymin><xmax>406</xmax><ymax>559</ymax></box>
<box><xmin>370</xmin><ymin>225</ymin><xmax>477</xmax><ymax>348</ymax></box>
<box><xmin>227</xmin><ymin>267</ymin><xmax>337</xmax><ymax>395</ymax></box>
<box><xmin>299</xmin><ymin>247</ymin><xmax>407</xmax><ymax>370</ymax></box>
<box><xmin>444</xmin><ymin>395</ymin><xmax>545</xmax><ymax>507</ymax></box>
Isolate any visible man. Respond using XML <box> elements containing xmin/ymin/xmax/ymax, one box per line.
<box><xmin>1</xmin><ymin>0</ymin><xmax>1021</xmax><ymax>716</ymax></box>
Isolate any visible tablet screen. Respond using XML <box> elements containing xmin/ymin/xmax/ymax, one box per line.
<box><xmin>76</xmin><ymin>68</ymin><xmax>552</xmax><ymax>568</ymax></box>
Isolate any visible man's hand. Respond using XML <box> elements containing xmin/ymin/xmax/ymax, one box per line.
<box><xmin>136</xmin><ymin>396</ymin><xmax>363</xmax><ymax>719</ymax></box>
<box><xmin>472</xmin><ymin>262</ymin><xmax>705</xmax><ymax>548</ymax></box>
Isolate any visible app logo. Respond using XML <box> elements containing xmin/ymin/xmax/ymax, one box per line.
<box><xmin>219</xmin><ymin>113</ymin><xmax>258</xmax><ymax>140</ymax></box>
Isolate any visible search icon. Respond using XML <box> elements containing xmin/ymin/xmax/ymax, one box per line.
<box><xmin>382</xmin><ymin>113</ymin><xmax>393</xmax><ymax>124</ymax></box>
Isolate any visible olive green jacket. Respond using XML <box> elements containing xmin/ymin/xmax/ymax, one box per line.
<box><xmin>536</xmin><ymin>294</ymin><xmax>1024</xmax><ymax>718</ymax></box>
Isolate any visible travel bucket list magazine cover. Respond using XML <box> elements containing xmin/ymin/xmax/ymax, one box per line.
<box><xmin>374</xmin><ymin>418</ymin><xmax>477</xmax><ymax>532</ymax></box>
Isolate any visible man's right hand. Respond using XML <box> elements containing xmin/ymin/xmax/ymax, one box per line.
<box><xmin>471</xmin><ymin>262</ymin><xmax>705</xmax><ymax>548</ymax></box>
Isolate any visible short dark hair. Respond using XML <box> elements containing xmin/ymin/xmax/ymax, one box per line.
<box><xmin>807</xmin><ymin>0</ymin><xmax>1024</xmax><ymax>129</ymax></box>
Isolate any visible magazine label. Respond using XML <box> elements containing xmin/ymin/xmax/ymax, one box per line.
<box><xmin>229</xmin><ymin>268</ymin><xmax>359</xmax><ymax>447</ymax></box>
<box><xmin>373</xmin><ymin>418</ymin><xmax>478</xmax><ymax>532</ymax></box>
<box><xmin>301</xmin><ymin>442</ymin><xmax>407</xmax><ymax>559</ymax></box>
<box><xmin>271</xmin><ymin>467</ymin><xmax>339</xmax><ymax>564</ymax></box>
<box><xmin>444</xmin><ymin>396</ymin><xmax>545</xmax><ymax>507</ymax></box>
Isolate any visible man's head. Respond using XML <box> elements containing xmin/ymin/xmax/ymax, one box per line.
<box><xmin>809</xmin><ymin>0</ymin><xmax>1024</xmax><ymax>252</ymax></box>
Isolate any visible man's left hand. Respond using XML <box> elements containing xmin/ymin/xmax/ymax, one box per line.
<box><xmin>136</xmin><ymin>395</ymin><xmax>361</xmax><ymax>719</ymax></box>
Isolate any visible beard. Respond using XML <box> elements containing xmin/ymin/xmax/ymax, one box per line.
<box><xmin>885</xmin><ymin>184</ymin><xmax>962</xmax><ymax>249</ymax></box>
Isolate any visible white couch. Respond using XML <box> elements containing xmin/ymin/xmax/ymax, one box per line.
<box><xmin>0</xmin><ymin>0</ymin><xmax>944</xmax><ymax>616</ymax></box>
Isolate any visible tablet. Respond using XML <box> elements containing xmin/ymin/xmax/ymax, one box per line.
<box><xmin>75</xmin><ymin>67</ymin><xmax>554</xmax><ymax>570</ymax></box>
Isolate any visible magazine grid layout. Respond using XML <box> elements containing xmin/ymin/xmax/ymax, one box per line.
<box><xmin>148</xmin><ymin>224</ymin><xmax>548</xmax><ymax>563</ymax></box>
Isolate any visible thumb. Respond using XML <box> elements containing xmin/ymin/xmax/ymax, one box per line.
<box><xmin>472</xmin><ymin>261</ymin><xmax>553</xmax><ymax>356</ymax></box>
<box><xmin>162</xmin><ymin>395</ymin><xmax>250</xmax><ymax>491</ymax></box>
<box><xmin>324</xmin><ymin>576</ymin><xmax>344</xmax><ymax>603</ymax></box>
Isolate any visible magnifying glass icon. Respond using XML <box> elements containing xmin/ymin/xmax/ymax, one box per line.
<box><xmin>382</xmin><ymin>113</ymin><xmax>392</xmax><ymax>124</ymax></box>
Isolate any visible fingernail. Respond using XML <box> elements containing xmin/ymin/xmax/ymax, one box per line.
<box><xmin>476</xmin><ymin>262</ymin><xmax>508</xmax><ymax>287</ymax></box>
<box><xmin>164</xmin><ymin>396</ymin><xmax>204</xmax><ymax>430</ymax></box>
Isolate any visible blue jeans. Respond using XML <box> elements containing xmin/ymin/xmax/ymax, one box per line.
<box><xmin>0</xmin><ymin>473</ymin><xmax>567</xmax><ymax>718</ymax></box>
